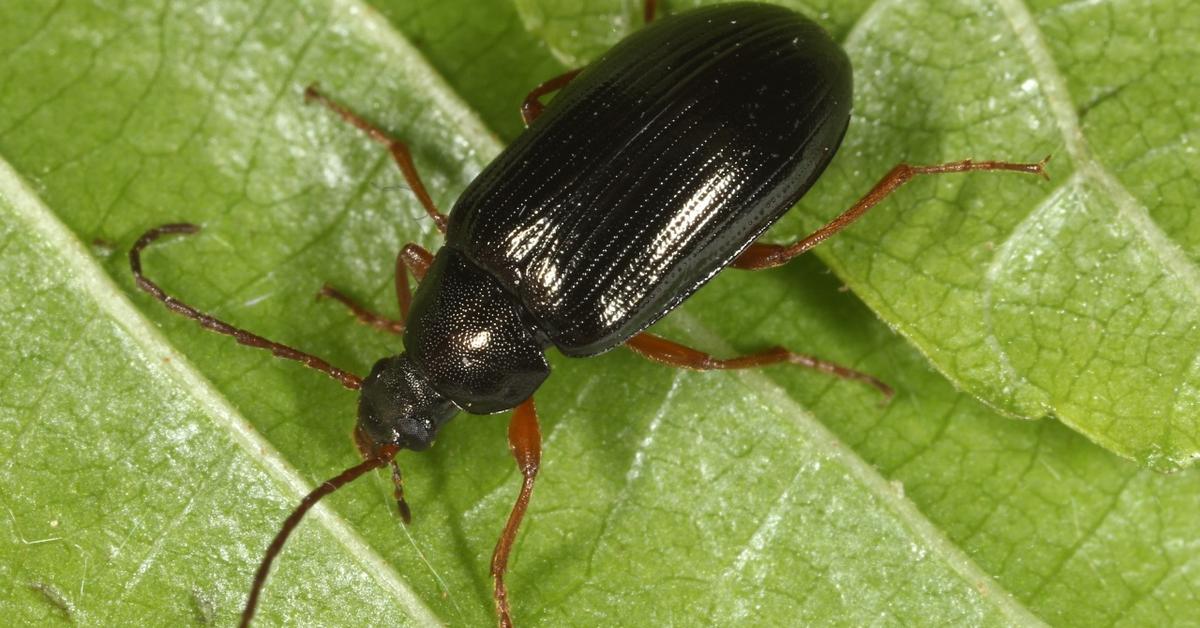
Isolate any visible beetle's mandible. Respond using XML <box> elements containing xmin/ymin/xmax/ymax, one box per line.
<box><xmin>128</xmin><ymin>1</ymin><xmax>1048</xmax><ymax>625</ymax></box>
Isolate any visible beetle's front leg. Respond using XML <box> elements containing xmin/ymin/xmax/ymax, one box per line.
<box><xmin>317</xmin><ymin>243</ymin><xmax>433</xmax><ymax>333</ymax></box>
<box><xmin>318</xmin><ymin>243</ymin><xmax>434</xmax><ymax>335</ymax></box>
<box><xmin>491</xmin><ymin>398</ymin><xmax>542</xmax><ymax>628</ymax></box>
<box><xmin>394</xmin><ymin>243</ymin><xmax>433</xmax><ymax>318</ymax></box>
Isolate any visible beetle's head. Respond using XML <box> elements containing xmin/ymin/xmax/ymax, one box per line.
<box><xmin>355</xmin><ymin>353</ymin><xmax>459</xmax><ymax>454</ymax></box>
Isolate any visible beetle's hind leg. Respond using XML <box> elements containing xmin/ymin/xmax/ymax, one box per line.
<box><xmin>318</xmin><ymin>243</ymin><xmax>434</xmax><ymax>334</ymax></box>
<box><xmin>627</xmin><ymin>331</ymin><xmax>894</xmax><ymax>401</ymax></box>
<box><xmin>733</xmin><ymin>156</ymin><xmax>1050</xmax><ymax>270</ymax></box>
<box><xmin>521</xmin><ymin>69</ymin><xmax>583</xmax><ymax>127</ymax></box>
<box><xmin>304</xmin><ymin>84</ymin><xmax>449</xmax><ymax>234</ymax></box>
<box><xmin>521</xmin><ymin>0</ymin><xmax>658</xmax><ymax>126</ymax></box>
<box><xmin>644</xmin><ymin>0</ymin><xmax>658</xmax><ymax>23</ymax></box>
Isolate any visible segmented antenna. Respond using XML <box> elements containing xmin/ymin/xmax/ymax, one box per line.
<box><xmin>129</xmin><ymin>223</ymin><xmax>363</xmax><ymax>390</ymax></box>
<box><xmin>240</xmin><ymin>449</ymin><xmax>397</xmax><ymax>627</ymax></box>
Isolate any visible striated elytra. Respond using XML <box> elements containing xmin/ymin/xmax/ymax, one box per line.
<box><xmin>129</xmin><ymin>2</ymin><xmax>1047</xmax><ymax>626</ymax></box>
<box><xmin>449</xmin><ymin>3</ymin><xmax>852</xmax><ymax>357</ymax></box>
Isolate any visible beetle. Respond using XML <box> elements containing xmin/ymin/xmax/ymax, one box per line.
<box><xmin>128</xmin><ymin>1</ymin><xmax>1047</xmax><ymax>625</ymax></box>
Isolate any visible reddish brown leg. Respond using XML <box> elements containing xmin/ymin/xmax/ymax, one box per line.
<box><xmin>491</xmin><ymin>399</ymin><xmax>541</xmax><ymax>628</ymax></box>
<box><xmin>305</xmin><ymin>85</ymin><xmax>449</xmax><ymax>234</ymax></box>
<box><xmin>521</xmin><ymin>69</ymin><xmax>582</xmax><ymax>126</ymax></box>
<box><xmin>129</xmin><ymin>224</ymin><xmax>363</xmax><ymax>390</ymax></box>
<box><xmin>318</xmin><ymin>243</ymin><xmax>435</xmax><ymax>335</ymax></box>
<box><xmin>733</xmin><ymin>157</ymin><xmax>1051</xmax><ymax>270</ymax></box>
<box><xmin>520</xmin><ymin>1</ymin><xmax>657</xmax><ymax>127</ymax></box>
<box><xmin>317</xmin><ymin>286</ymin><xmax>405</xmax><ymax>334</ymax></box>
<box><xmin>644</xmin><ymin>0</ymin><xmax>658</xmax><ymax>23</ymax></box>
<box><xmin>394</xmin><ymin>243</ymin><xmax>433</xmax><ymax>317</ymax></box>
<box><xmin>627</xmin><ymin>331</ymin><xmax>894</xmax><ymax>401</ymax></box>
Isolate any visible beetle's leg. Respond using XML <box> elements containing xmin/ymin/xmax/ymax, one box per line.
<box><xmin>130</xmin><ymin>224</ymin><xmax>363</xmax><ymax>390</ymax></box>
<box><xmin>521</xmin><ymin>69</ymin><xmax>582</xmax><ymax>126</ymax></box>
<box><xmin>317</xmin><ymin>243</ymin><xmax>434</xmax><ymax>334</ymax></box>
<box><xmin>645</xmin><ymin>0</ymin><xmax>658</xmax><ymax>23</ymax></box>
<box><xmin>521</xmin><ymin>1</ymin><xmax>657</xmax><ymax>126</ymax></box>
<box><xmin>733</xmin><ymin>156</ymin><xmax>1051</xmax><ymax>270</ymax></box>
<box><xmin>317</xmin><ymin>286</ymin><xmax>404</xmax><ymax>334</ymax></box>
<box><xmin>305</xmin><ymin>85</ymin><xmax>449</xmax><ymax>234</ymax></box>
<box><xmin>394</xmin><ymin>243</ymin><xmax>433</xmax><ymax>318</ymax></box>
<box><xmin>627</xmin><ymin>331</ymin><xmax>893</xmax><ymax>401</ymax></box>
<box><xmin>491</xmin><ymin>398</ymin><xmax>541</xmax><ymax>628</ymax></box>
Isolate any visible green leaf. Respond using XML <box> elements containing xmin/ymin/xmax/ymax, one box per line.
<box><xmin>0</xmin><ymin>163</ymin><xmax>436</xmax><ymax>626</ymax></box>
<box><xmin>1</xmin><ymin>1</ymin><xmax>1197</xmax><ymax>626</ymax></box>
<box><xmin>816</xmin><ymin>0</ymin><xmax>1200</xmax><ymax>471</ymax></box>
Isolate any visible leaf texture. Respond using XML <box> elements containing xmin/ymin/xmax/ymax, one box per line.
<box><xmin>1</xmin><ymin>1</ymin><xmax>1197</xmax><ymax>625</ymax></box>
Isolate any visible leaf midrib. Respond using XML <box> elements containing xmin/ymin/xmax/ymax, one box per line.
<box><xmin>0</xmin><ymin>153</ymin><xmax>441</xmax><ymax>624</ymax></box>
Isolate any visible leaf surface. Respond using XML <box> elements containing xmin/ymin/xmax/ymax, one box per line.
<box><xmin>1</xmin><ymin>1</ymin><xmax>1197</xmax><ymax>626</ymax></box>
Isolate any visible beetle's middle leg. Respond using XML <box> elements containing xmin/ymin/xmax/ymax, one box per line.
<box><xmin>305</xmin><ymin>84</ymin><xmax>449</xmax><ymax>234</ymax></box>
<box><xmin>626</xmin><ymin>331</ymin><xmax>893</xmax><ymax>400</ymax></box>
<box><xmin>318</xmin><ymin>243</ymin><xmax>434</xmax><ymax>335</ymax></box>
<box><xmin>733</xmin><ymin>156</ymin><xmax>1050</xmax><ymax>270</ymax></box>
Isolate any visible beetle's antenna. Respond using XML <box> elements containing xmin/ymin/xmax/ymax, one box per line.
<box><xmin>354</xmin><ymin>425</ymin><xmax>414</xmax><ymax>523</ymax></box>
<box><xmin>130</xmin><ymin>223</ymin><xmax>363</xmax><ymax>390</ymax></box>
<box><xmin>240</xmin><ymin>448</ymin><xmax>398</xmax><ymax>627</ymax></box>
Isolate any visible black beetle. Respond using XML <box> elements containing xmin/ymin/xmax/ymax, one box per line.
<box><xmin>129</xmin><ymin>2</ymin><xmax>1047</xmax><ymax>625</ymax></box>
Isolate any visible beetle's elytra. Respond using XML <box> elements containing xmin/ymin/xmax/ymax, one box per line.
<box><xmin>454</xmin><ymin>4</ymin><xmax>851</xmax><ymax>357</ymax></box>
<box><xmin>128</xmin><ymin>2</ymin><xmax>1047</xmax><ymax>625</ymax></box>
